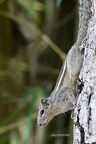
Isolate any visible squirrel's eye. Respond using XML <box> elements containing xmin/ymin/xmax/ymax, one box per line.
<box><xmin>40</xmin><ymin>110</ymin><xmax>44</xmax><ymax>115</ymax></box>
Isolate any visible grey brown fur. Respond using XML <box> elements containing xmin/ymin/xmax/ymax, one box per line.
<box><xmin>37</xmin><ymin>0</ymin><xmax>92</xmax><ymax>126</ymax></box>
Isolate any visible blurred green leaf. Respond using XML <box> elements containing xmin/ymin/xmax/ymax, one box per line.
<box><xmin>0</xmin><ymin>88</ymin><xmax>48</xmax><ymax>129</ymax></box>
<box><xmin>0</xmin><ymin>109</ymin><xmax>20</xmax><ymax>128</ymax></box>
<box><xmin>22</xmin><ymin>90</ymin><xmax>37</xmax><ymax>144</ymax></box>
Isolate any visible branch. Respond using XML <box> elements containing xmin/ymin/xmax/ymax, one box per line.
<box><xmin>74</xmin><ymin>0</ymin><xmax>96</xmax><ymax>143</ymax></box>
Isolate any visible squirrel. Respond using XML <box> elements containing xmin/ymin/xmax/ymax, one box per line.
<box><xmin>37</xmin><ymin>0</ymin><xmax>92</xmax><ymax>127</ymax></box>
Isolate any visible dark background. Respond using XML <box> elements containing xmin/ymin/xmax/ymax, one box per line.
<box><xmin>0</xmin><ymin>0</ymin><xmax>78</xmax><ymax>143</ymax></box>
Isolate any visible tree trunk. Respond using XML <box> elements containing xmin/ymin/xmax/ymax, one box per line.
<box><xmin>74</xmin><ymin>0</ymin><xmax>96</xmax><ymax>143</ymax></box>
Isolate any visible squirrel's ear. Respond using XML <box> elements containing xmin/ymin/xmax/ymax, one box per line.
<box><xmin>41</xmin><ymin>99</ymin><xmax>50</xmax><ymax>105</ymax></box>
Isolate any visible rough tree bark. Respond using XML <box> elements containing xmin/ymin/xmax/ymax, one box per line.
<box><xmin>74</xmin><ymin>0</ymin><xmax>96</xmax><ymax>143</ymax></box>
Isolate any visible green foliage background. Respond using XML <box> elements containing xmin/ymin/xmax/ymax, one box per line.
<box><xmin>0</xmin><ymin>0</ymin><xmax>78</xmax><ymax>143</ymax></box>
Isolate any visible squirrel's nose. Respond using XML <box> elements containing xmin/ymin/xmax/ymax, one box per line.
<box><xmin>37</xmin><ymin>122</ymin><xmax>47</xmax><ymax>126</ymax></box>
<box><xmin>37</xmin><ymin>122</ymin><xmax>43</xmax><ymax>126</ymax></box>
<box><xmin>40</xmin><ymin>123</ymin><xmax>42</xmax><ymax>126</ymax></box>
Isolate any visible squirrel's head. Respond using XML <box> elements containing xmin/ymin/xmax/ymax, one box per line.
<box><xmin>37</xmin><ymin>98</ymin><xmax>55</xmax><ymax>126</ymax></box>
